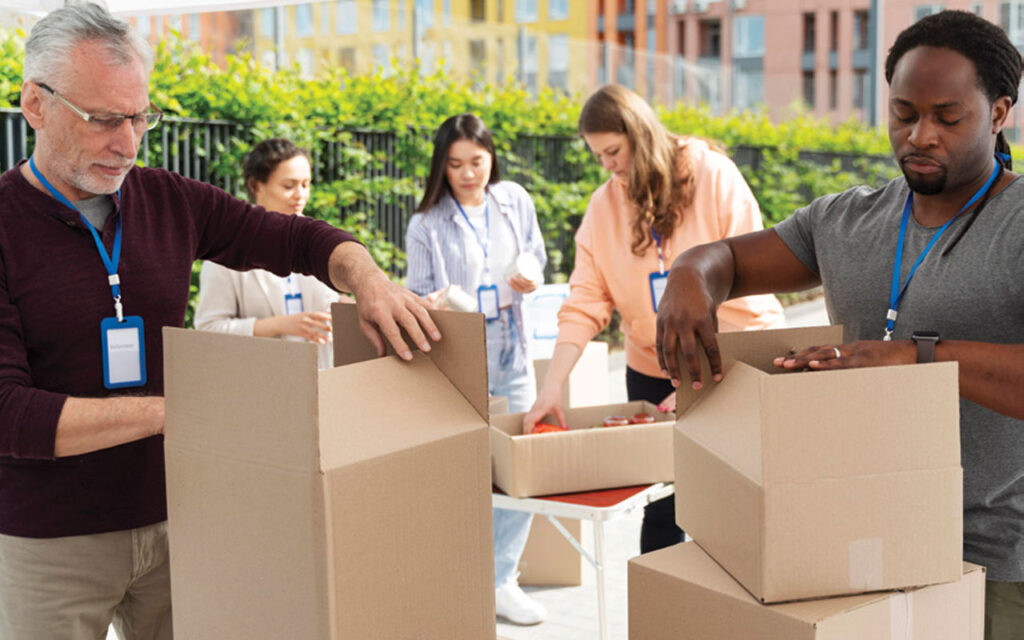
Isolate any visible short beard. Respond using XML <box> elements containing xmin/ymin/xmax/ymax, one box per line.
<box><xmin>903</xmin><ymin>171</ymin><xmax>946</xmax><ymax>196</ymax></box>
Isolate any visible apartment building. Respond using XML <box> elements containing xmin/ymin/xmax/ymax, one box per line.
<box><xmin>249</xmin><ymin>0</ymin><xmax>589</xmax><ymax>94</ymax></box>
<box><xmin>663</xmin><ymin>0</ymin><xmax>1024</xmax><ymax>135</ymax></box>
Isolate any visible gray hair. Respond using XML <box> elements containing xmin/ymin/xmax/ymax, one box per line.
<box><xmin>24</xmin><ymin>2</ymin><xmax>153</xmax><ymax>89</ymax></box>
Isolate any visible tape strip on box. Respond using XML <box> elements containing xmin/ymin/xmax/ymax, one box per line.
<box><xmin>849</xmin><ymin>537</ymin><xmax>884</xmax><ymax>590</ymax></box>
<box><xmin>890</xmin><ymin>592</ymin><xmax>914</xmax><ymax>639</ymax></box>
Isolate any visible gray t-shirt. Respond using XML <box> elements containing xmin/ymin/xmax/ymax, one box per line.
<box><xmin>775</xmin><ymin>174</ymin><xmax>1024</xmax><ymax>581</ymax></box>
<box><xmin>74</xmin><ymin>194</ymin><xmax>114</xmax><ymax>231</ymax></box>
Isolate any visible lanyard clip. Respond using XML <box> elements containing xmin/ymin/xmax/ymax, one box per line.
<box><xmin>114</xmin><ymin>296</ymin><xmax>124</xmax><ymax>323</ymax></box>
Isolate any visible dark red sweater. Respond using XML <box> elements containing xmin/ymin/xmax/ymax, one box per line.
<box><xmin>0</xmin><ymin>162</ymin><xmax>356</xmax><ymax>537</ymax></box>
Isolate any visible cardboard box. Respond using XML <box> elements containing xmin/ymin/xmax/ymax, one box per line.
<box><xmin>674</xmin><ymin>326</ymin><xmax>963</xmax><ymax>603</ymax></box>
<box><xmin>534</xmin><ymin>340</ymin><xmax>609</xmax><ymax>408</ymax></box>
<box><xmin>491</xmin><ymin>401</ymin><xmax>674</xmax><ymax>497</ymax></box>
<box><xmin>163</xmin><ymin>305</ymin><xmax>495</xmax><ymax>639</ymax></box>
<box><xmin>628</xmin><ymin>542</ymin><xmax>984</xmax><ymax>640</ymax></box>
<box><xmin>518</xmin><ymin>516</ymin><xmax>583</xmax><ymax>586</ymax></box>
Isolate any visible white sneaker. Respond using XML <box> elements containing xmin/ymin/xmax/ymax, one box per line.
<box><xmin>495</xmin><ymin>582</ymin><xmax>546</xmax><ymax>625</ymax></box>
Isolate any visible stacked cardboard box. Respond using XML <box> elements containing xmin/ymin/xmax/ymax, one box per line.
<box><xmin>629</xmin><ymin>326</ymin><xmax>980</xmax><ymax>638</ymax></box>
<box><xmin>163</xmin><ymin>306</ymin><xmax>496</xmax><ymax>639</ymax></box>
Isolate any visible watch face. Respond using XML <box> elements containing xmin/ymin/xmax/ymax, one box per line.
<box><xmin>913</xmin><ymin>330</ymin><xmax>940</xmax><ymax>340</ymax></box>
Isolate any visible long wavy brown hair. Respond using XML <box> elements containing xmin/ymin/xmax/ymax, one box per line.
<box><xmin>579</xmin><ymin>85</ymin><xmax>700</xmax><ymax>256</ymax></box>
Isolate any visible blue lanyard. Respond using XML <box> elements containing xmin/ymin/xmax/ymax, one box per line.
<box><xmin>885</xmin><ymin>158</ymin><xmax>1001</xmax><ymax>340</ymax></box>
<box><xmin>29</xmin><ymin>156</ymin><xmax>126</xmax><ymax>321</ymax></box>
<box><xmin>454</xmin><ymin>195</ymin><xmax>491</xmax><ymax>270</ymax></box>
<box><xmin>651</xmin><ymin>227</ymin><xmax>666</xmax><ymax>273</ymax></box>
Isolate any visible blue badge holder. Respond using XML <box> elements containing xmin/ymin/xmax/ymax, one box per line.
<box><xmin>100</xmin><ymin>315</ymin><xmax>147</xmax><ymax>389</ymax></box>
<box><xmin>477</xmin><ymin>284</ymin><xmax>501</xmax><ymax>321</ymax></box>
<box><xmin>649</xmin><ymin>272</ymin><xmax>668</xmax><ymax>313</ymax></box>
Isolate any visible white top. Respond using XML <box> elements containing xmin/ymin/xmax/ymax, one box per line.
<box><xmin>460</xmin><ymin>200</ymin><xmax>516</xmax><ymax>307</ymax></box>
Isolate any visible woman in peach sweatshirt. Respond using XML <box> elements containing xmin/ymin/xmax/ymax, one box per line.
<box><xmin>523</xmin><ymin>85</ymin><xmax>784</xmax><ymax>552</ymax></box>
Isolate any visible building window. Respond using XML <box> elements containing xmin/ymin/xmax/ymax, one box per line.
<box><xmin>733</xmin><ymin>70</ymin><xmax>763</xmax><ymax>110</ymax></box>
<box><xmin>549</xmin><ymin>0</ymin><xmax>569</xmax><ymax>20</ymax></box>
<box><xmin>829</xmin><ymin>11</ymin><xmax>838</xmax><ymax>52</ymax></box>
<box><xmin>733</xmin><ymin>15</ymin><xmax>764</xmax><ymax>58</ymax></box>
<box><xmin>498</xmin><ymin>0</ymin><xmax>505</xmax><ymax>21</ymax></box>
<box><xmin>699</xmin><ymin>20</ymin><xmax>721</xmax><ymax>58</ymax></box>
<box><xmin>338</xmin><ymin>46</ymin><xmax>356</xmax><ymax>71</ymax></box>
<box><xmin>523</xmin><ymin>35</ymin><xmax>538</xmax><ymax>92</ymax></box>
<box><xmin>1001</xmin><ymin>2</ymin><xmax>1024</xmax><ymax>46</ymax></box>
<box><xmin>442</xmin><ymin>41</ymin><xmax>452</xmax><ymax>72</ymax></box>
<box><xmin>136</xmin><ymin>16</ymin><xmax>151</xmax><ymax>38</ymax></box>
<box><xmin>187</xmin><ymin>14</ymin><xmax>200</xmax><ymax>41</ymax></box>
<box><xmin>914</xmin><ymin>4</ymin><xmax>945</xmax><ymax>21</ymax></box>
<box><xmin>802</xmin><ymin>13</ymin><xmax>815</xmax><ymax>54</ymax></box>
<box><xmin>973</xmin><ymin>3</ymin><xmax>984</xmax><ymax>15</ymax></box>
<box><xmin>470</xmin><ymin>39</ymin><xmax>487</xmax><ymax>80</ymax></box>
<box><xmin>853</xmin><ymin>10</ymin><xmax>869</xmax><ymax>51</ymax></box>
<box><xmin>416</xmin><ymin>0</ymin><xmax>434</xmax><ymax>28</ymax></box>
<box><xmin>803</xmin><ymin>71</ymin><xmax>815</xmax><ymax>108</ymax></box>
<box><xmin>471</xmin><ymin>0</ymin><xmax>485</xmax><ymax>22</ymax></box>
<box><xmin>373</xmin><ymin>0</ymin><xmax>390</xmax><ymax>31</ymax></box>
<box><xmin>444</xmin><ymin>0</ymin><xmax>451</xmax><ymax>25</ymax></box>
<box><xmin>497</xmin><ymin>38</ymin><xmax>505</xmax><ymax>82</ymax></box>
<box><xmin>677</xmin><ymin>20</ymin><xmax>686</xmax><ymax>56</ymax></box>
<box><xmin>397</xmin><ymin>0</ymin><xmax>405</xmax><ymax>28</ymax></box>
<box><xmin>337</xmin><ymin>0</ymin><xmax>357</xmax><ymax>34</ymax></box>
<box><xmin>829</xmin><ymin>70</ymin><xmax>837</xmax><ymax>110</ymax></box>
<box><xmin>297</xmin><ymin>48</ymin><xmax>314</xmax><ymax>76</ymax></box>
<box><xmin>296</xmin><ymin>4</ymin><xmax>314</xmax><ymax>37</ymax></box>
<box><xmin>516</xmin><ymin>0</ymin><xmax>538</xmax><ymax>24</ymax></box>
<box><xmin>549</xmin><ymin>34</ymin><xmax>569</xmax><ymax>91</ymax></box>
<box><xmin>373</xmin><ymin>43</ymin><xmax>390</xmax><ymax>69</ymax></box>
<box><xmin>853</xmin><ymin>69</ymin><xmax>869</xmax><ymax>110</ymax></box>
<box><xmin>260</xmin><ymin>8</ymin><xmax>275</xmax><ymax>38</ymax></box>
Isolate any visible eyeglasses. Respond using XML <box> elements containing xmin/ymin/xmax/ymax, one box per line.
<box><xmin>36</xmin><ymin>82</ymin><xmax>163</xmax><ymax>133</ymax></box>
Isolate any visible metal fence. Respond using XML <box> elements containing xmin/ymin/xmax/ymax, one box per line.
<box><xmin>0</xmin><ymin>109</ymin><xmax>584</xmax><ymax>276</ymax></box>
<box><xmin>2</xmin><ymin>109</ymin><xmax>891</xmax><ymax>276</ymax></box>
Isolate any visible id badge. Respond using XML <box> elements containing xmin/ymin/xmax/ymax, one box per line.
<box><xmin>477</xmin><ymin>284</ymin><xmax>500</xmax><ymax>321</ymax></box>
<box><xmin>285</xmin><ymin>292</ymin><xmax>304</xmax><ymax>315</ymax></box>
<box><xmin>100</xmin><ymin>316</ymin><xmax>146</xmax><ymax>389</ymax></box>
<box><xmin>649</xmin><ymin>272</ymin><xmax>668</xmax><ymax>312</ymax></box>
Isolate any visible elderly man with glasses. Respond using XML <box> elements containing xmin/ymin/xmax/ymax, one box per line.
<box><xmin>0</xmin><ymin>4</ymin><xmax>440</xmax><ymax>639</ymax></box>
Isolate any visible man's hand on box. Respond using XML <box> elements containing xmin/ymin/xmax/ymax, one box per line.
<box><xmin>655</xmin><ymin>266</ymin><xmax>722</xmax><ymax>391</ymax></box>
<box><xmin>772</xmin><ymin>340</ymin><xmax>917</xmax><ymax>371</ymax></box>
<box><xmin>354</xmin><ymin>274</ymin><xmax>441</xmax><ymax>361</ymax></box>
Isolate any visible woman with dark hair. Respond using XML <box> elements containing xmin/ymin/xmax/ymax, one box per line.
<box><xmin>523</xmin><ymin>85</ymin><xmax>785</xmax><ymax>553</ymax></box>
<box><xmin>195</xmin><ymin>138</ymin><xmax>340</xmax><ymax>369</ymax></box>
<box><xmin>405</xmin><ymin>113</ymin><xmax>548</xmax><ymax>626</ymax></box>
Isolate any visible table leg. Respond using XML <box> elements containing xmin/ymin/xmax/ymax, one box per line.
<box><xmin>594</xmin><ymin>520</ymin><xmax>607</xmax><ymax>640</ymax></box>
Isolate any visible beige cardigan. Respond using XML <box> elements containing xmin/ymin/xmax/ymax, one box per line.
<box><xmin>194</xmin><ymin>261</ymin><xmax>340</xmax><ymax>369</ymax></box>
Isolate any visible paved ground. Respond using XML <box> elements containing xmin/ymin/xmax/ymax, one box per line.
<box><xmin>108</xmin><ymin>298</ymin><xmax>829</xmax><ymax>640</ymax></box>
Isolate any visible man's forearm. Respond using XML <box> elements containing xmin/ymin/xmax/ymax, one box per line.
<box><xmin>54</xmin><ymin>396</ymin><xmax>164</xmax><ymax>457</ymax></box>
<box><xmin>327</xmin><ymin>241</ymin><xmax>388</xmax><ymax>297</ymax></box>
<box><xmin>938</xmin><ymin>341</ymin><xmax>1024</xmax><ymax>420</ymax></box>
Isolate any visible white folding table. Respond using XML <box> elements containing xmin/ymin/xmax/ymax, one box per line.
<box><xmin>492</xmin><ymin>482</ymin><xmax>675</xmax><ymax>640</ymax></box>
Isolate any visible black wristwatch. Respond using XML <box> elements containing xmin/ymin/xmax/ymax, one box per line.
<box><xmin>911</xmin><ymin>330</ymin><xmax>940</xmax><ymax>363</ymax></box>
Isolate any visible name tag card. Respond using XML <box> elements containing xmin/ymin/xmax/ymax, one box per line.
<box><xmin>477</xmin><ymin>284</ymin><xmax>500</xmax><ymax>321</ymax></box>
<box><xmin>101</xmin><ymin>316</ymin><xmax>146</xmax><ymax>389</ymax></box>
<box><xmin>649</xmin><ymin>272</ymin><xmax>668</xmax><ymax>312</ymax></box>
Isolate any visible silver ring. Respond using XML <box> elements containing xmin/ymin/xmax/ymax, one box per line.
<box><xmin>832</xmin><ymin>347</ymin><xmax>841</xmax><ymax>359</ymax></box>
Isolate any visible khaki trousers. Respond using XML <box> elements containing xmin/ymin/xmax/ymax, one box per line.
<box><xmin>0</xmin><ymin>521</ymin><xmax>172</xmax><ymax>640</ymax></box>
<box><xmin>987</xmin><ymin>580</ymin><xmax>1024</xmax><ymax>640</ymax></box>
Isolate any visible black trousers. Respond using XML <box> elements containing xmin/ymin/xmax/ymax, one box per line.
<box><xmin>625</xmin><ymin>366</ymin><xmax>686</xmax><ymax>553</ymax></box>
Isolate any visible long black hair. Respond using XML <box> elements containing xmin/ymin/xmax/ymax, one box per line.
<box><xmin>242</xmin><ymin>138</ymin><xmax>311</xmax><ymax>203</ymax></box>
<box><xmin>415</xmin><ymin>113</ymin><xmax>500</xmax><ymax>212</ymax></box>
<box><xmin>885</xmin><ymin>10</ymin><xmax>1023</xmax><ymax>170</ymax></box>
